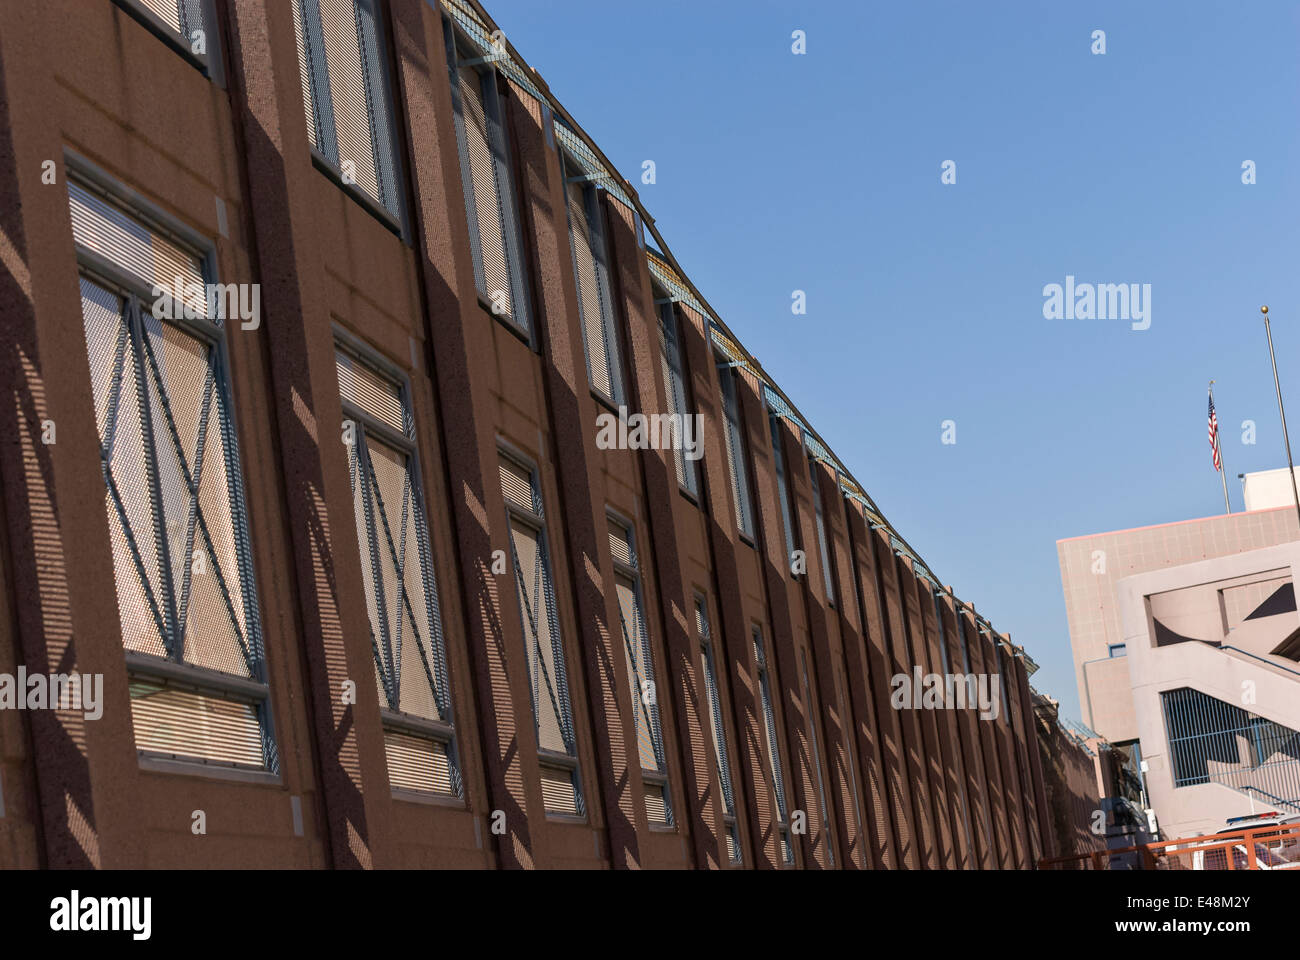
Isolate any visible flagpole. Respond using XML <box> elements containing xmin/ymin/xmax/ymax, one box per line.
<box><xmin>1260</xmin><ymin>306</ymin><xmax>1300</xmax><ymax>532</ymax></box>
<box><xmin>1210</xmin><ymin>381</ymin><xmax>1231</xmax><ymax>513</ymax></box>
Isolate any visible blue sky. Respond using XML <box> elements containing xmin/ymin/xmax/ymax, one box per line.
<box><xmin>483</xmin><ymin>0</ymin><xmax>1300</xmax><ymax>722</ymax></box>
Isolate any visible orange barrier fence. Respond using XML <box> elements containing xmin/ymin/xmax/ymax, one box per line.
<box><xmin>1038</xmin><ymin>822</ymin><xmax>1300</xmax><ymax>871</ymax></box>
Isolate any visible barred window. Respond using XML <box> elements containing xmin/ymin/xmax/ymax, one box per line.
<box><xmin>292</xmin><ymin>0</ymin><xmax>404</xmax><ymax>220</ymax></box>
<box><xmin>718</xmin><ymin>365</ymin><xmax>754</xmax><ymax>540</ymax></box>
<box><xmin>810</xmin><ymin>458</ymin><xmax>836</xmax><ymax>606</ymax></box>
<box><xmin>696</xmin><ymin>596</ymin><xmax>741</xmax><ymax>864</ymax></box>
<box><xmin>116</xmin><ymin>0</ymin><xmax>219</xmax><ymax>76</ymax></box>
<box><xmin>69</xmin><ymin>172</ymin><xmax>275</xmax><ymax>772</ymax></box>
<box><xmin>565</xmin><ymin>161</ymin><xmax>623</xmax><ymax>404</ymax></box>
<box><xmin>500</xmin><ymin>455</ymin><xmax>583</xmax><ymax>816</ymax></box>
<box><xmin>657</xmin><ymin>296</ymin><xmax>698</xmax><ymax>497</ymax></box>
<box><xmin>445</xmin><ymin>22</ymin><xmax>531</xmax><ymax>335</ymax></box>
<box><xmin>769</xmin><ymin>415</ymin><xmax>797</xmax><ymax>564</ymax></box>
<box><xmin>608</xmin><ymin>516</ymin><xmax>672</xmax><ymax>825</ymax></box>
<box><xmin>753</xmin><ymin>627</ymin><xmax>792</xmax><ymax>864</ymax></box>
<box><xmin>337</xmin><ymin>347</ymin><xmax>460</xmax><ymax>797</ymax></box>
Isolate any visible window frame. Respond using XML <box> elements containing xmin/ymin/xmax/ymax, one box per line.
<box><xmin>499</xmin><ymin>447</ymin><xmax>585</xmax><ymax>819</ymax></box>
<box><xmin>444</xmin><ymin>18</ymin><xmax>534</xmax><ymax>343</ymax></box>
<box><xmin>696</xmin><ymin>593</ymin><xmax>742</xmax><ymax>864</ymax></box>
<box><xmin>295</xmin><ymin>0</ymin><xmax>408</xmax><ymax>235</ymax></box>
<box><xmin>656</xmin><ymin>293</ymin><xmax>699</xmax><ymax>500</ymax></box>
<box><xmin>753</xmin><ymin>625</ymin><xmax>793</xmax><ymax>865</ymax></box>
<box><xmin>717</xmin><ymin>359</ymin><xmax>755</xmax><ymax>543</ymax></box>
<box><xmin>335</xmin><ymin>335</ymin><xmax>463</xmax><ymax>800</ymax></box>
<box><xmin>563</xmin><ymin>155</ymin><xmax>624</xmax><ymax>407</ymax></box>
<box><xmin>114</xmin><ymin>0</ymin><xmax>224</xmax><ymax>83</ymax></box>
<box><xmin>67</xmin><ymin>157</ymin><xmax>278</xmax><ymax>776</ymax></box>
<box><xmin>808</xmin><ymin>456</ymin><xmax>837</xmax><ymax>607</ymax></box>
<box><xmin>607</xmin><ymin>509</ymin><xmax>673</xmax><ymax>828</ymax></box>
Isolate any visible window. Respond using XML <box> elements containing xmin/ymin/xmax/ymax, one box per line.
<box><xmin>608</xmin><ymin>516</ymin><xmax>672</xmax><ymax>825</ymax></box>
<box><xmin>116</xmin><ymin>0</ymin><xmax>220</xmax><ymax>77</ymax></box>
<box><xmin>753</xmin><ymin>627</ymin><xmax>793</xmax><ymax>865</ymax></box>
<box><xmin>500</xmin><ymin>454</ymin><xmax>583</xmax><ymax>816</ymax></box>
<box><xmin>69</xmin><ymin>171</ymin><xmax>275</xmax><ymax>772</ymax></box>
<box><xmin>292</xmin><ymin>0</ymin><xmax>404</xmax><ymax>220</ymax></box>
<box><xmin>337</xmin><ymin>346</ymin><xmax>460</xmax><ymax>797</ymax></box>
<box><xmin>565</xmin><ymin>161</ymin><xmax>623</xmax><ymax>404</ymax></box>
<box><xmin>769</xmin><ymin>415</ymin><xmax>796</xmax><ymax>564</ymax></box>
<box><xmin>1108</xmin><ymin>643</ymin><xmax>1127</xmax><ymax>658</ymax></box>
<box><xmin>445</xmin><ymin>23</ymin><xmax>531</xmax><ymax>335</ymax></box>
<box><xmin>657</xmin><ymin>297</ymin><xmax>698</xmax><ymax>497</ymax></box>
<box><xmin>696</xmin><ymin>596</ymin><xmax>741</xmax><ymax>863</ymax></box>
<box><xmin>809</xmin><ymin>458</ymin><xmax>836</xmax><ymax>606</ymax></box>
<box><xmin>718</xmin><ymin>365</ymin><xmax>754</xmax><ymax>540</ymax></box>
<box><xmin>800</xmin><ymin>649</ymin><xmax>834</xmax><ymax>866</ymax></box>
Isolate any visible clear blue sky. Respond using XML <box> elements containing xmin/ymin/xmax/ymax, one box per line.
<box><xmin>483</xmin><ymin>0</ymin><xmax>1300</xmax><ymax>723</ymax></box>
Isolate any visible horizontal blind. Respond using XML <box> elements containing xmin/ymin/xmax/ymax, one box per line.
<box><xmin>336</xmin><ymin>349</ymin><xmax>406</xmax><ymax>434</ymax></box>
<box><xmin>129</xmin><ymin>678</ymin><xmax>265</xmax><ymax>767</ymax></box>
<box><xmin>293</xmin><ymin>0</ymin><xmax>400</xmax><ymax>216</ymax></box>
<box><xmin>770</xmin><ymin>416</ymin><xmax>796</xmax><ymax>561</ymax></box>
<box><xmin>567</xmin><ymin>179</ymin><xmax>618</xmax><ymax>401</ymax></box>
<box><xmin>69</xmin><ymin>180</ymin><xmax>207</xmax><ymax>315</ymax></box>
<box><xmin>540</xmin><ymin>764</ymin><xmax>581</xmax><ymax>816</ymax></box>
<box><xmin>607</xmin><ymin>518</ymin><xmax>633</xmax><ymax>567</ymax></box>
<box><xmin>811</xmin><ymin>459</ymin><xmax>835</xmax><ymax>603</ymax></box>
<box><xmin>658</xmin><ymin>303</ymin><xmax>697</xmax><ymax>494</ymax></box>
<box><xmin>719</xmin><ymin>370</ymin><xmax>753</xmax><ymax>538</ymax></box>
<box><xmin>754</xmin><ymin>629</ymin><xmax>788</xmax><ymax>819</ymax></box>
<box><xmin>384</xmin><ymin>729</ymin><xmax>454</xmax><ymax>794</ymax></box>
<box><xmin>499</xmin><ymin>457</ymin><xmax>534</xmax><ymax>512</ymax></box>
<box><xmin>457</xmin><ymin>65</ymin><xmax>513</xmax><ymax>318</ymax></box>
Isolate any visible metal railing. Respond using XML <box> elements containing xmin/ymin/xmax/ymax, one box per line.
<box><xmin>1160</xmin><ymin>688</ymin><xmax>1300</xmax><ymax>805</ymax></box>
<box><xmin>1040</xmin><ymin>822</ymin><xmax>1300</xmax><ymax>870</ymax></box>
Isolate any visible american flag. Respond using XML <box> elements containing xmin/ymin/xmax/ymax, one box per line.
<box><xmin>1208</xmin><ymin>392</ymin><xmax>1221</xmax><ymax>471</ymax></box>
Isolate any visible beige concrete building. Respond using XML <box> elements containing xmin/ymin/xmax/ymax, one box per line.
<box><xmin>1059</xmin><ymin>498</ymin><xmax>1300</xmax><ymax>840</ymax></box>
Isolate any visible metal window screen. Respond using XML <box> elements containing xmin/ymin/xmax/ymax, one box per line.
<box><xmin>446</xmin><ymin>24</ymin><xmax>530</xmax><ymax>334</ymax></box>
<box><xmin>658</xmin><ymin>301</ymin><xmax>698</xmax><ymax>495</ymax></box>
<box><xmin>719</xmin><ymin>368</ymin><xmax>754</xmax><ymax>538</ymax></box>
<box><xmin>610</xmin><ymin>518</ymin><xmax>672</xmax><ymax>825</ymax></box>
<box><xmin>292</xmin><ymin>0</ymin><xmax>402</xmax><ymax>217</ymax></box>
<box><xmin>500</xmin><ymin>457</ymin><xmax>582</xmax><ymax>815</ymax></box>
<box><xmin>71</xmin><ymin>177</ymin><xmax>274</xmax><ymax>771</ymax></box>
<box><xmin>565</xmin><ymin>174</ymin><xmax>622</xmax><ymax>403</ymax></box>
<box><xmin>339</xmin><ymin>348</ymin><xmax>460</xmax><ymax>795</ymax></box>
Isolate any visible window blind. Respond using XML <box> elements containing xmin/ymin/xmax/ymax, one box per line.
<box><xmin>719</xmin><ymin>368</ymin><xmax>754</xmax><ymax>539</ymax></box>
<box><xmin>565</xmin><ymin>174</ymin><xmax>622</xmax><ymax>403</ymax></box>
<box><xmin>71</xmin><ymin>174</ymin><xmax>274</xmax><ymax>771</ymax></box>
<box><xmin>293</xmin><ymin>0</ymin><xmax>402</xmax><ymax>218</ymax></box>
<box><xmin>500</xmin><ymin>457</ymin><xmax>582</xmax><ymax>815</ymax></box>
<box><xmin>447</xmin><ymin>25</ymin><xmax>530</xmax><ymax>333</ymax></box>
<box><xmin>610</xmin><ymin>518</ymin><xmax>672</xmax><ymax>825</ymax></box>
<box><xmin>770</xmin><ymin>415</ymin><xmax>796</xmax><ymax>562</ymax></box>
<box><xmin>697</xmin><ymin>597</ymin><xmax>741</xmax><ymax>862</ymax></box>
<box><xmin>810</xmin><ymin>459</ymin><xmax>836</xmax><ymax>604</ymax></box>
<box><xmin>754</xmin><ymin>629</ymin><xmax>792</xmax><ymax>864</ymax></box>
<box><xmin>338</xmin><ymin>347</ymin><xmax>459</xmax><ymax>795</ymax></box>
<box><xmin>658</xmin><ymin>300</ymin><xmax>698</xmax><ymax>496</ymax></box>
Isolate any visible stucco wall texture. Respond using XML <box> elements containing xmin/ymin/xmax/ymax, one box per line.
<box><xmin>0</xmin><ymin>0</ymin><xmax>1071</xmax><ymax>869</ymax></box>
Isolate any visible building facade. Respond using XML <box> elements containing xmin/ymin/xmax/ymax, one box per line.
<box><xmin>1060</xmin><ymin>503</ymin><xmax>1300</xmax><ymax>841</ymax></box>
<box><xmin>0</xmin><ymin>0</ymin><xmax>1053</xmax><ymax>869</ymax></box>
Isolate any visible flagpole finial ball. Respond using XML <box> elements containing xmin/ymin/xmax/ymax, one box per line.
<box><xmin>1262</xmin><ymin>305</ymin><xmax>1269</xmax><ymax>315</ymax></box>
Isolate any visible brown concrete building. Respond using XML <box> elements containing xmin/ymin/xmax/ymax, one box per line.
<box><xmin>0</xmin><ymin>0</ymin><xmax>1057</xmax><ymax>869</ymax></box>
